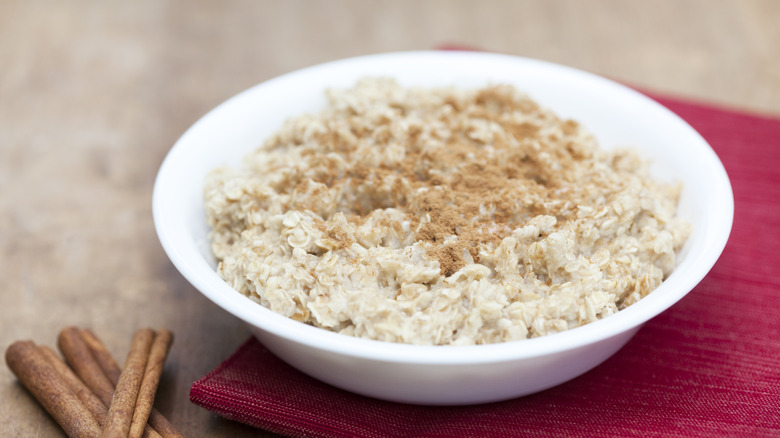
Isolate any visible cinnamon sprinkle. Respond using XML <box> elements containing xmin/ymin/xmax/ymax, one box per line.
<box><xmin>271</xmin><ymin>81</ymin><xmax>576</xmax><ymax>274</ymax></box>
<box><xmin>205</xmin><ymin>78</ymin><xmax>691</xmax><ymax>344</ymax></box>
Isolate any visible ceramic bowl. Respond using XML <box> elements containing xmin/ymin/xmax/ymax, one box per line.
<box><xmin>153</xmin><ymin>51</ymin><xmax>733</xmax><ymax>405</ymax></box>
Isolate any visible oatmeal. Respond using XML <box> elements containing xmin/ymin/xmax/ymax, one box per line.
<box><xmin>204</xmin><ymin>78</ymin><xmax>690</xmax><ymax>345</ymax></box>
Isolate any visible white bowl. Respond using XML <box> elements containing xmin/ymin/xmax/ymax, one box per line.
<box><xmin>153</xmin><ymin>51</ymin><xmax>733</xmax><ymax>405</ymax></box>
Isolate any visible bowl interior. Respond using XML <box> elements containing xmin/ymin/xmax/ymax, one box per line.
<box><xmin>153</xmin><ymin>51</ymin><xmax>733</xmax><ymax>363</ymax></box>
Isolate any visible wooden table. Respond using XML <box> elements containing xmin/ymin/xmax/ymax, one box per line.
<box><xmin>2</xmin><ymin>1</ymin><xmax>778</xmax><ymax>436</ymax></box>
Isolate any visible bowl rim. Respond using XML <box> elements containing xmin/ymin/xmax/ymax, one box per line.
<box><xmin>153</xmin><ymin>50</ymin><xmax>734</xmax><ymax>365</ymax></box>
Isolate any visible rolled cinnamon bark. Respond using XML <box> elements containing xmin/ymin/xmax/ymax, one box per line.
<box><xmin>39</xmin><ymin>346</ymin><xmax>160</xmax><ymax>437</ymax></box>
<box><xmin>38</xmin><ymin>345</ymin><xmax>107</xmax><ymax>427</ymax></box>
<box><xmin>129</xmin><ymin>330</ymin><xmax>173</xmax><ymax>438</ymax></box>
<box><xmin>57</xmin><ymin>327</ymin><xmax>163</xmax><ymax>438</ymax></box>
<box><xmin>57</xmin><ymin>327</ymin><xmax>116</xmax><ymax>405</ymax></box>
<box><xmin>80</xmin><ymin>329</ymin><xmax>183</xmax><ymax>438</ymax></box>
<box><xmin>5</xmin><ymin>340</ymin><xmax>101</xmax><ymax>438</ymax></box>
<box><xmin>79</xmin><ymin>329</ymin><xmax>122</xmax><ymax>383</ymax></box>
<box><xmin>103</xmin><ymin>328</ymin><xmax>155</xmax><ymax>438</ymax></box>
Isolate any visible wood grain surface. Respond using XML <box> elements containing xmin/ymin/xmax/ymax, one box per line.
<box><xmin>1</xmin><ymin>1</ymin><xmax>778</xmax><ymax>436</ymax></box>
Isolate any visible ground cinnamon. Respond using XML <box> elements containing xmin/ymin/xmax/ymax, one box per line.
<box><xmin>103</xmin><ymin>328</ymin><xmax>155</xmax><ymax>438</ymax></box>
<box><xmin>5</xmin><ymin>340</ymin><xmax>102</xmax><ymax>438</ymax></box>
<box><xmin>276</xmin><ymin>83</ymin><xmax>543</xmax><ymax>276</ymax></box>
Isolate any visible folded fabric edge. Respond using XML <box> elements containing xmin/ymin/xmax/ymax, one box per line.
<box><xmin>189</xmin><ymin>338</ymin><xmax>349</xmax><ymax>438</ymax></box>
<box><xmin>190</xmin><ymin>387</ymin><xmax>327</xmax><ymax>438</ymax></box>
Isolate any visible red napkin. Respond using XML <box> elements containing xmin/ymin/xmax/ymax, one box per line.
<box><xmin>190</xmin><ymin>89</ymin><xmax>780</xmax><ymax>437</ymax></box>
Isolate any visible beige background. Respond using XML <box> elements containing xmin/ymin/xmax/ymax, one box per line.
<box><xmin>1</xmin><ymin>1</ymin><xmax>778</xmax><ymax>436</ymax></box>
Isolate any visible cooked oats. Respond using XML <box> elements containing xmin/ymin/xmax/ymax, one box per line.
<box><xmin>204</xmin><ymin>78</ymin><xmax>690</xmax><ymax>345</ymax></box>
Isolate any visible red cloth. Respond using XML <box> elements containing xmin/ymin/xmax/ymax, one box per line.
<box><xmin>190</xmin><ymin>92</ymin><xmax>780</xmax><ymax>437</ymax></box>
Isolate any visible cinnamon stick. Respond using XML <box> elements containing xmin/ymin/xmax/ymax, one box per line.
<box><xmin>80</xmin><ymin>328</ymin><xmax>122</xmax><ymax>382</ymax></box>
<box><xmin>5</xmin><ymin>340</ymin><xmax>102</xmax><ymax>438</ymax></box>
<box><xmin>128</xmin><ymin>330</ymin><xmax>173</xmax><ymax>438</ymax></box>
<box><xmin>103</xmin><ymin>328</ymin><xmax>155</xmax><ymax>438</ymax></box>
<box><xmin>57</xmin><ymin>327</ymin><xmax>162</xmax><ymax>438</ymax></box>
<box><xmin>57</xmin><ymin>327</ymin><xmax>117</xmax><ymax>405</ymax></box>
<box><xmin>80</xmin><ymin>329</ymin><xmax>183</xmax><ymax>438</ymax></box>
<box><xmin>38</xmin><ymin>345</ymin><xmax>107</xmax><ymax>427</ymax></box>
